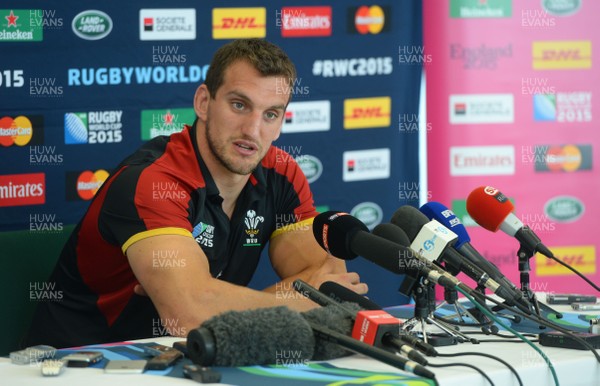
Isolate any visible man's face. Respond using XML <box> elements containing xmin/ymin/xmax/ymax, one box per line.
<box><xmin>202</xmin><ymin>60</ymin><xmax>290</xmax><ymax>176</ymax></box>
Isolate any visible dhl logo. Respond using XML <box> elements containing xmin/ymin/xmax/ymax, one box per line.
<box><xmin>344</xmin><ymin>97</ymin><xmax>391</xmax><ymax>129</ymax></box>
<box><xmin>212</xmin><ymin>8</ymin><xmax>266</xmax><ymax>39</ymax></box>
<box><xmin>535</xmin><ymin>245</ymin><xmax>596</xmax><ymax>276</ymax></box>
<box><xmin>532</xmin><ymin>41</ymin><xmax>591</xmax><ymax>70</ymax></box>
<box><xmin>220</xmin><ymin>17</ymin><xmax>260</xmax><ymax>29</ymax></box>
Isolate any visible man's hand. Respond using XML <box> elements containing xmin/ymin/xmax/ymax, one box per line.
<box><xmin>305</xmin><ymin>255</ymin><xmax>368</xmax><ymax>295</ymax></box>
<box><xmin>268</xmin><ymin>222</ymin><xmax>369</xmax><ymax>298</ymax></box>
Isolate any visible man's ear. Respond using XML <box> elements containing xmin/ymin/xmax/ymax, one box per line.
<box><xmin>193</xmin><ymin>84</ymin><xmax>210</xmax><ymax>121</ymax></box>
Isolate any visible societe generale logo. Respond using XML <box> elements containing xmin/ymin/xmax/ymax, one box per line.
<box><xmin>0</xmin><ymin>173</ymin><xmax>45</xmax><ymax>207</ymax></box>
<box><xmin>212</xmin><ymin>8</ymin><xmax>266</xmax><ymax>39</ymax></box>
<box><xmin>343</xmin><ymin>97</ymin><xmax>391</xmax><ymax>129</ymax></box>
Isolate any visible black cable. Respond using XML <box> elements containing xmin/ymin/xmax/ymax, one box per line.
<box><xmin>428</xmin><ymin>361</ymin><xmax>494</xmax><ymax>386</ymax></box>
<box><xmin>466</xmin><ymin>331</ymin><xmax>538</xmax><ymax>339</ymax></box>
<box><xmin>479</xmin><ymin>291</ymin><xmax>600</xmax><ymax>363</ymax></box>
<box><xmin>437</xmin><ymin>351</ymin><xmax>523</xmax><ymax>386</ymax></box>
<box><xmin>546</xmin><ymin>254</ymin><xmax>600</xmax><ymax>292</ymax></box>
<box><xmin>475</xmin><ymin>338</ymin><xmax>539</xmax><ymax>343</ymax></box>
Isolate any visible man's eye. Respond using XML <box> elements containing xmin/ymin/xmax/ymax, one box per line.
<box><xmin>232</xmin><ymin>102</ymin><xmax>244</xmax><ymax>110</ymax></box>
<box><xmin>265</xmin><ymin>111</ymin><xmax>278</xmax><ymax>120</ymax></box>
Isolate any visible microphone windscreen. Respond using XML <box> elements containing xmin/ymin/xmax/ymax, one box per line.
<box><xmin>372</xmin><ymin>223</ymin><xmax>411</xmax><ymax>247</ymax></box>
<box><xmin>420</xmin><ymin>201</ymin><xmax>471</xmax><ymax>248</ymax></box>
<box><xmin>188</xmin><ymin>306</ymin><xmax>314</xmax><ymax>366</ymax></box>
<box><xmin>302</xmin><ymin>303</ymin><xmax>361</xmax><ymax>360</ymax></box>
<box><xmin>390</xmin><ymin>206</ymin><xmax>429</xmax><ymax>240</ymax></box>
<box><xmin>466</xmin><ymin>186</ymin><xmax>514</xmax><ymax>232</ymax></box>
<box><xmin>312</xmin><ymin>211</ymin><xmax>369</xmax><ymax>260</ymax></box>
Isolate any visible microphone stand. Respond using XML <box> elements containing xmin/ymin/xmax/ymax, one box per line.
<box><xmin>438</xmin><ymin>281</ymin><xmax>498</xmax><ymax>335</ymax></box>
<box><xmin>515</xmin><ymin>236</ymin><xmax>563</xmax><ymax>323</ymax></box>
<box><xmin>402</xmin><ymin>280</ymin><xmax>470</xmax><ymax>345</ymax></box>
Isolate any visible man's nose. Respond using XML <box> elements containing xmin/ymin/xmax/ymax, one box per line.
<box><xmin>240</xmin><ymin>110</ymin><xmax>262</xmax><ymax>137</ymax></box>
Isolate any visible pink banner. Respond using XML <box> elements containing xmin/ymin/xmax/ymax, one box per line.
<box><xmin>424</xmin><ymin>0</ymin><xmax>599</xmax><ymax>296</ymax></box>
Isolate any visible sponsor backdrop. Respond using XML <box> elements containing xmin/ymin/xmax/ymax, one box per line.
<box><xmin>425</xmin><ymin>1</ymin><xmax>599</xmax><ymax>295</ymax></box>
<box><xmin>0</xmin><ymin>0</ymin><xmax>422</xmax><ymax>352</ymax></box>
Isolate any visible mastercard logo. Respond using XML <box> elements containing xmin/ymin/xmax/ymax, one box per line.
<box><xmin>535</xmin><ymin>144</ymin><xmax>592</xmax><ymax>173</ymax></box>
<box><xmin>0</xmin><ymin>116</ymin><xmax>33</xmax><ymax>147</ymax></box>
<box><xmin>545</xmin><ymin>145</ymin><xmax>581</xmax><ymax>171</ymax></box>
<box><xmin>354</xmin><ymin>5</ymin><xmax>385</xmax><ymax>34</ymax></box>
<box><xmin>76</xmin><ymin>169</ymin><xmax>109</xmax><ymax>200</ymax></box>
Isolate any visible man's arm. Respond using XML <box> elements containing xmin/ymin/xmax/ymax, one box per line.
<box><xmin>266</xmin><ymin>222</ymin><xmax>368</xmax><ymax>295</ymax></box>
<box><xmin>126</xmin><ymin>234</ymin><xmax>318</xmax><ymax>337</ymax></box>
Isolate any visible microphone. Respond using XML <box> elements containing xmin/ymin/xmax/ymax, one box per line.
<box><xmin>466</xmin><ymin>186</ymin><xmax>554</xmax><ymax>258</ymax></box>
<box><xmin>317</xmin><ymin>280</ymin><xmax>438</xmax><ymax>357</ymax></box>
<box><xmin>420</xmin><ymin>201</ymin><xmax>528</xmax><ymax>309</ymax></box>
<box><xmin>305</xmin><ymin>316</ymin><xmax>436</xmax><ymax>379</ymax></box>
<box><xmin>312</xmin><ymin>211</ymin><xmax>461</xmax><ymax>289</ymax></box>
<box><xmin>372</xmin><ymin>223</ymin><xmax>421</xmax><ymax>297</ymax></box>
<box><xmin>186</xmin><ymin>300</ymin><xmax>436</xmax><ymax>379</ymax></box>
<box><xmin>187</xmin><ymin>306</ymin><xmax>316</xmax><ymax>366</ymax></box>
<box><xmin>295</xmin><ymin>280</ymin><xmax>429</xmax><ymax>364</ymax></box>
<box><xmin>319</xmin><ymin>281</ymin><xmax>381</xmax><ymax>310</ymax></box>
<box><xmin>294</xmin><ymin>279</ymin><xmax>428</xmax><ymax>366</ymax></box>
<box><xmin>391</xmin><ymin>206</ymin><xmax>531</xmax><ymax>314</ymax></box>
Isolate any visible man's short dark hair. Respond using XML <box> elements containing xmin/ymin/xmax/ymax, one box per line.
<box><xmin>204</xmin><ymin>39</ymin><xmax>297</xmax><ymax>102</ymax></box>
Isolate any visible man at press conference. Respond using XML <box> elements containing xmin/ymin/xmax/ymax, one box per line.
<box><xmin>24</xmin><ymin>39</ymin><xmax>367</xmax><ymax>348</ymax></box>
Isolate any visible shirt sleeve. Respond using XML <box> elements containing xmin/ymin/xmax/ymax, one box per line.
<box><xmin>267</xmin><ymin>148</ymin><xmax>319</xmax><ymax>239</ymax></box>
<box><xmin>98</xmin><ymin>164</ymin><xmax>195</xmax><ymax>253</ymax></box>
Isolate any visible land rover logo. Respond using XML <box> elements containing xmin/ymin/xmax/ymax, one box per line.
<box><xmin>296</xmin><ymin>155</ymin><xmax>323</xmax><ymax>183</ymax></box>
<box><xmin>72</xmin><ymin>10</ymin><xmax>113</xmax><ymax>40</ymax></box>
<box><xmin>544</xmin><ymin>196</ymin><xmax>584</xmax><ymax>222</ymax></box>
<box><xmin>542</xmin><ymin>0</ymin><xmax>581</xmax><ymax>16</ymax></box>
<box><xmin>351</xmin><ymin>202</ymin><xmax>383</xmax><ymax>230</ymax></box>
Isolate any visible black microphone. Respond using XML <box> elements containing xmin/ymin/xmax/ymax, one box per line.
<box><xmin>295</xmin><ymin>280</ymin><xmax>429</xmax><ymax>365</ymax></box>
<box><xmin>319</xmin><ymin>281</ymin><xmax>381</xmax><ymax>311</ymax></box>
<box><xmin>391</xmin><ymin>206</ymin><xmax>531</xmax><ymax>314</ymax></box>
<box><xmin>372</xmin><ymin>223</ymin><xmax>421</xmax><ymax>297</ymax></box>
<box><xmin>312</xmin><ymin>211</ymin><xmax>461</xmax><ymax>289</ymax></box>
